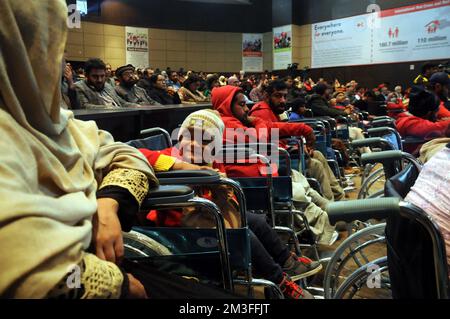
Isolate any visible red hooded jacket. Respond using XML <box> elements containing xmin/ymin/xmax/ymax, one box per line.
<box><xmin>213</xmin><ymin>85</ymin><xmax>312</xmax><ymax>141</ymax></box>
<box><xmin>211</xmin><ymin>86</ymin><xmax>312</xmax><ymax>177</ymax></box>
<box><xmin>437</xmin><ymin>103</ymin><xmax>450</xmax><ymax>120</ymax></box>
<box><xmin>395</xmin><ymin>112</ymin><xmax>450</xmax><ymax>139</ymax></box>
<box><xmin>248</xmin><ymin>101</ymin><xmax>313</xmax><ymax>138</ymax></box>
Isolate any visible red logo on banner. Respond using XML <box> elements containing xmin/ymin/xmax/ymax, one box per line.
<box><xmin>425</xmin><ymin>20</ymin><xmax>440</xmax><ymax>33</ymax></box>
<box><xmin>388</xmin><ymin>27</ymin><xmax>400</xmax><ymax>38</ymax></box>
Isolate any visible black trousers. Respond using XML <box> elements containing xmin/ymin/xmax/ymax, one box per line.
<box><xmin>247</xmin><ymin>213</ymin><xmax>291</xmax><ymax>284</ymax></box>
<box><xmin>122</xmin><ymin>259</ymin><xmax>241</xmax><ymax>299</ymax></box>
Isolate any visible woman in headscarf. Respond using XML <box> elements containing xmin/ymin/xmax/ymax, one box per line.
<box><xmin>0</xmin><ymin>0</ymin><xmax>234</xmax><ymax>299</ymax></box>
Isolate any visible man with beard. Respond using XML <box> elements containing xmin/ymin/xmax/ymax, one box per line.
<box><xmin>212</xmin><ymin>85</ymin><xmax>338</xmax><ymax>245</ymax></box>
<box><xmin>115</xmin><ymin>64</ymin><xmax>160</xmax><ymax>106</ymax></box>
<box><xmin>249</xmin><ymin>80</ymin><xmax>345</xmax><ymax>201</ymax></box>
<box><xmin>428</xmin><ymin>72</ymin><xmax>450</xmax><ymax>120</ymax></box>
<box><xmin>75</xmin><ymin>58</ymin><xmax>139</xmax><ymax>109</ymax></box>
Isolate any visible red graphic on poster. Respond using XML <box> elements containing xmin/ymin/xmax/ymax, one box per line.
<box><xmin>388</xmin><ymin>27</ymin><xmax>400</xmax><ymax>38</ymax></box>
<box><xmin>425</xmin><ymin>20</ymin><xmax>440</xmax><ymax>33</ymax></box>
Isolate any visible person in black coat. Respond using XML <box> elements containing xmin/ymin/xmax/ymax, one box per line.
<box><xmin>137</xmin><ymin>73</ymin><xmax>181</xmax><ymax>105</ymax></box>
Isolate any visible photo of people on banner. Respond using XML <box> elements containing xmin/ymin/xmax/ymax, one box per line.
<box><xmin>126</xmin><ymin>32</ymin><xmax>148</xmax><ymax>52</ymax></box>
<box><xmin>273</xmin><ymin>30</ymin><xmax>291</xmax><ymax>51</ymax></box>
<box><xmin>243</xmin><ymin>37</ymin><xmax>263</xmax><ymax>57</ymax></box>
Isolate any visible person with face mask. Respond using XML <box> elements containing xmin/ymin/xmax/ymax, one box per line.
<box><xmin>75</xmin><ymin>58</ymin><xmax>140</xmax><ymax>109</ymax></box>
<box><xmin>114</xmin><ymin>64</ymin><xmax>160</xmax><ymax>106</ymax></box>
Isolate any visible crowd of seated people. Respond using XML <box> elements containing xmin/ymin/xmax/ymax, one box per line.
<box><xmin>2</xmin><ymin>0</ymin><xmax>450</xmax><ymax>300</ymax></box>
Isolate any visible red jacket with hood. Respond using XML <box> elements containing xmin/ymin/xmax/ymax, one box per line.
<box><xmin>395</xmin><ymin>112</ymin><xmax>450</xmax><ymax>139</ymax></box>
<box><xmin>437</xmin><ymin>103</ymin><xmax>450</xmax><ymax>120</ymax></box>
<box><xmin>212</xmin><ymin>86</ymin><xmax>312</xmax><ymax>177</ymax></box>
<box><xmin>249</xmin><ymin>100</ymin><xmax>315</xmax><ymax>148</ymax></box>
<box><xmin>212</xmin><ymin>86</ymin><xmax>312</xmax><ymax>143</ymax></box>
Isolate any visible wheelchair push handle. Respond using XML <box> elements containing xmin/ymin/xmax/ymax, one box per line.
<box><xmin>327</xmin><ymin>197</ymin><xmax>400</xmax><ymax>225</ymax></box>
<box><xmin>351</xmin><ymin>137</ymin><xmax>396</xmax><ymax>151</ymax></box>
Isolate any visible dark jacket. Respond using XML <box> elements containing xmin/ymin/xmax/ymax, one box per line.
<box><xmin>137</xmin><ymin>79</ymin><xmax>181</xmax><ymax>105</ymax></box>
<box><xmin>115</xmin><ymin>84</ymin><xmax>160</xmax><ymax>106</ymax></box>
<box><xmin>307</xmin><ymin>94</ymin><xmax>346</xmax><ymax>118</ymax></box>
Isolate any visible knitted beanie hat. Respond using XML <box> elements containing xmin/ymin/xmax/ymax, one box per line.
<box><xmin>178</xmin><ymin>109</ymin><xmax>225</xmax><ymax>140</ymax></box>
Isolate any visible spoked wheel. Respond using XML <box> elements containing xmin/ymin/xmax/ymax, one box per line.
<box><xmin>323</xmin><ymin>223</ymin><xmax>387</xmax><ymax>299</ymax></box>
<box><xmin>333</xmin><ymin>257</ymin><xmax>391</xmax><ymax>299</ymax></box>
<box><xmin>358</xmin><ymin>167</ymin><xmax>385</xmax><ymax>199</ymax></box>
<box><xmin>123</xmin><ymin>230</ymin><xmax>172</xmax><ymax>258</ymax></box>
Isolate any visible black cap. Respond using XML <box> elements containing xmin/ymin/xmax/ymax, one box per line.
<box><xmin>116</xmin><ymin>64</ymin><xmax>135</xmax><ymax>77</ymax></box>
<box><xmin>429</xmin><ymin>72</ymin><xmax>450</xmax><ymax>85</ymax></box>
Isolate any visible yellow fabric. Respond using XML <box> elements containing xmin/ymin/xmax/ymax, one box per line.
<box><xmin>0</xmin><ymin>0</ymin><xmax>158</xmax><ymax>298</ymax></box>
<box><xmin>419</xmin><ymin>138</ymin><xmax>450</xmax><ymax>163</ymax></box>
<box><xmin>153</xmin><ymin>154</ymin><xmax>177</xmax><ymax>172</ymax></box>
<box><xmin>80</xmin><ymin>253</ymin><xmax>124</xmax><ymax>299</ymax></box>
<box><xmin>99</xmin><ymin>168</ymin><xmax>149</xmax><ymax>206</ymax></box>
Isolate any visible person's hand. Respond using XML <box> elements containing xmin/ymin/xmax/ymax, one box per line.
<box><xmin>92</xmin><ymin>198</ymin><xmax>124</xmax><ymax>264</ymax></box>
<box><xmin>172</xmin><ymin>161</ymin><xmax>203</xmax><ymax>171</ymax></box>
<box><xmin>64</xmin><ymin>63</ymin><xmax>74</xmax><ymax>86</ymax></box>
<box><xmin>246</xmin><ymin>116</ymin><xmax>257</xmax><ymax>124</ymax></box>
<box><xmin>167</xmin><ymin>87</ymin><xmax>176</xmax><ymax>96</ymax></box>
<box><xmin>127</xmin><ymin>273</ymin><xmax>148</xmax><ymax>299</ymax></box>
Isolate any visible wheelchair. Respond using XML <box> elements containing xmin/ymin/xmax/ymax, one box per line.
<box><xmin>325</xmin><ymin>196</ymin><xmax>449</xmax><ymax>299</ymax></box>
<box><xmin>322</xmin><ymin>150</ymin><xmax>448</xmax><ymax>299</ymax></box>
<box><xmin>124</xmin><ymin>128</ymin><xmax>285</xmax><ymax>298</ymax></box>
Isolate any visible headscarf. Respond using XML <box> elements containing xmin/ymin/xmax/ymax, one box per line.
<box><xmin>0</xmin><ymin>0</ymin><xmax>69</xmax><ymax>136</ymax></box>
<box><xmin>0</xmin><ymin>0</ymin><xmax>157</xmax><ymax>298</ymax></box>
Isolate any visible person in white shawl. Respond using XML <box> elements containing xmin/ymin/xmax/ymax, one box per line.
<box><xmin>0</xmin><ymin>0</ymin><xmax>159</xmax><ymax>298</ymax></box>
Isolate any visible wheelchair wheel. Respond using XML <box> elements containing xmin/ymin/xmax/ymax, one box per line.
<box><xmin>333</xmin><ymin>257</ymin><xmax>391</xmax><ymax>299</ymax></box>
<box><xmin>323</xmin><ymin>223</ymin><xmax>386</xmax><ymax>299</ymax></box>
<box><xmin>358</xmin><ymin>167</ymin><xmax>385</xmax><ymax>199</ymax></box>
<box><xmin>123</xmin><ymin>230</ymin><xmax>172</xmax><ymax>258</ymax></box>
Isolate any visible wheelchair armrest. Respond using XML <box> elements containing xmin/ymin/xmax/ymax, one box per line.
<box><xmin>402</xmin><ymin>136</ymin><xmax>427</xmax><ymax>144</ymax></box>
<box><xmin>156</xmin><ymin>170</ymin><xmax>221</xmax><ymax>185</ymax></box>
<box><xmin>361</xmin><ymin>150</ymin><xmax>403</xmax><ymax>166</ymax></box>
<box><xmin>367</xmin><ymin>127</ymin><xmax>397</xmax><ymax>137</ymax></box>
<box><xmin>327</xmin><ymin>197</ymin><xmax>400</xmax><ymax>225</ymax></box>
<box><xmin>351</xmin><ymin>137</ymin><xmax>393</xmax><ymax>150</ymax></box>
<box><xmin>373</xmin><ymin>116</ymin><xmax>392</xmax><ymax>121</ymax></box>
<box><xmin>142</xmin><ymin>185</ymin><xmax>195</xmax><ymax>208</ymax></box>
<box><xmin>336</xmin><ymin>115</ymin><xmax>349</xmax><ymax>124</ymax></box>
<box><xmin>371</xmin><ymin>119</ymin><xmax>395</xmax><ymax>128</ymax></box>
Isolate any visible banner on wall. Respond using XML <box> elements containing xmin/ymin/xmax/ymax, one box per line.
<box><xmin>311</xmin><ymin>0</ymin><xmax>450</xmax><ymax>68</ymax></box>
<box><xmin>273</xmin><ymin>25</ymin><xmax>292</xmax><ymax>70</ymax></box>
<box><xmin>125</xmin><ymin>26</ymin><xmax>149</xmax><ymax>69</ymax></box>
<box><xmin>242</xmin><ymin>33</ymin><xmax>263</xmax><ymax>72</ymax></box>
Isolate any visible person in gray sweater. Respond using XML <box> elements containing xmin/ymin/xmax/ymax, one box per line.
<box><xmin>75</xmin><ymin>58</ymin><xmax>139</xmax><ymax>109</ymax></box>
